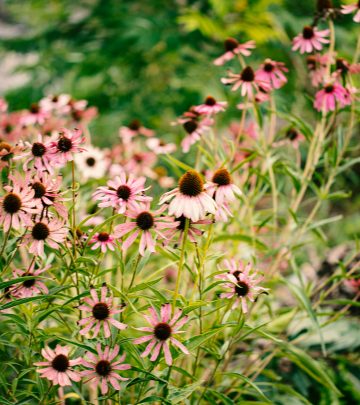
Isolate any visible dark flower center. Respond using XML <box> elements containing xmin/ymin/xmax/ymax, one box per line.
<box><xmin>306</xmin><ymin>56</ymin><xmax>317</xmax><ymax>70</ymax></box>
<box><xmin>0</xmin><ymin>142</ymin><xmax>11</xmax><ymax>152</ymax></box>
<box><xmin>176</xmin><ymin>215</ymin><xmax>187</xmax><ymax>231</ymax></box>
<box><xmin>128</xmin><ymin>119</ymin><xmax>141</xmax><ymax>131</ymax></box>
<box><xmin>3</xmin><ymin>193</ymin><xmax>21</xmax><ymax>214</ymax></box>
<box><xmin>286</xmin><ymin>128</ymin><xmax>298</xmax><ymax>141</ymax></box>
<box><xmin>92</xmin><ymin>302</ymin><xmax>110</xmax><ymax>320</ymax></box>
<box><xmin>302</xmin><ymin>26</ymin><xmax>314</xmax><ymax>40</ymax></box>
<box><xmin>336</xmin><ymin>58</ymin><xmax>349</xmax><ymax>73</ymax></box>
<box><xmin>264</xmin><ymin>63</ymin><xmax>274</xmax><ymax>73</ymax></box>
<box><xmin>232</xmin><ymin>270</ymin><xmax>241</xmax><ymax>280</ymax></box>
<box><xmin>116</xmin><ymin>185</ymin><xmax>131</xmax><ymax>200</ymax></box>
<box><xmin>241</xmin><ymin>66</ymin><xmax>255</xmax><ymax>82</ymax></box>
<box><xmin>86</xmin><ymin>157</ymin><xmax>96</xmax><ymax>167</ymax></box>
<box><xmin>96</xmin><ymin>360</ymin><xmax>112</xmax><ymax>376</ymax></box>
<box><xmin>51</xmin><ymin>354</ymin><xmax>69</xmax><ymax>372</ymax></box>
<box><xmin>179</xmin><ymin>170</ymin><xmax>204</xmax><ymax>197</ymax></box>
<box><xmin>32</xmin><ymin>223</ymin><xmax>50</xmax><ymax>240</ymax></box>
<box><xmin>205</xmin><ymin>96</ymin><xmax>216</xmax><ymax>106</ymax></box>
<box><xmin>97</xmin><ymin>232</ymin><xmax>110</xmax><ymax>242</ymax></box>
<box><xmin>30</xmin><ymin>103</ymin><xmax>40</xmax><ymax>114</ymax></box>
<box><xmin>224</xmin><ymin>37</ymin><xmax>239</xmax><ymax>52</ymax></box>
<box><xmin>23</xmin><ymin>278</ymin><xmax>36</xmax><ymax>288</ymax></box>
<box><xmin>5</xmin><ymin>125</ymin><xmax>13</xmax><ymax>134</ymax></box>
<box><xmin>31</xmin><ymin>142</ymin><xmax>46</xmax><ymax>157</ymax></box>
<box><xmin>212</xmin><ymin>168</ymin><xmax>231</xmax><ymax>186</ymax></box>
<box><xmin>154</xmin><ymin>322</ymin><xmax>172</xmax><ymax>340</ymax></box>
<box><xmin>133</xmin><ymin>153</ymin><xmax>143</xmax><ymax>163</ymax></box>
<box><xmin>183</xmin><ymin>120</ymin><xmax>198</xmax><ymax>134</ymax></box>
<box><xmin>57</xmin><ymin>137</ymin><xmax>73</xmax><ymax>152</ymax></box>
<box><xmin>52</xmin><ymin>95</ymin><xmax>59</xmax><ymax>102</ymax></box>
<box><xmin>235</xmin><ymin>281</ymin><xmax>249</xmax><ymax>297</ymax></box>
<box><xmin>32</xmin><ymin>182</ymin><xmax>46</xmax><ymax>199</ymax></box>
<box><xmin>136</xmin><ymin>211</ymin><xmax>154</xmax><ymax>230</ymax></box>
<box><xmin>325</xmin><ymin>85</ymin><xmax>334</xmax><ymax>93</ymax></box>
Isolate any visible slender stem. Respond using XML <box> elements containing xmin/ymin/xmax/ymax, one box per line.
<box><xmin>0</xmin><ymin>224</ymin><xmax>11</xmax><ymax>258</ymax></box>
<box><xmin>128</xmin><ymin>253</ymin><xmax>141</xmax><ymax>292</ymax></box>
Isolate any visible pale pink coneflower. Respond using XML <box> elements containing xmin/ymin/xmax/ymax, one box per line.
<box><xmin>93</xmin><ymin>171</ymin><xmax>152</xmax><ymax>214</ymax></box>
<box><xmin>221</xmin><ymin>66</ymin><xmax>269</xmax><ymax>98</ymax></box>
<box><xmin>78</xmin><ymin>283</ymin><xmax>127</xmax><ymax>338</ymax></box>
<box><xmin>341</xmin><ymin>2</ymin><xmax>360</xmax><ymax>22</ymax></box>
<box><xmin>180</xmin><ymin>117</ymin><xmax>212</xmax><ymax>153</ymax></box>
<box><xmin>292</xmin><ymin>26</ymin><xmax>330</xmax><ymax>54</ymax></box>
<box><xmin>123</xmin><ymin>151</ymin><xmax>158</xmax><ymax>178</ymax></box>
<box><xmin>20</xmin><ymin>103</ymin><xmax>49</xmax><ymax>126</ymax></box>
<box><xmin>314</xmin><ymin>82</ymin><xmax>351</xmax><ymax>112</ymax></box>
<box><xmin>23</xmin><ymin>217</ymin><xmax>68</xmax><ymax>256</ymax></box>
<box><xmin>39</xmin><ymin>94</ymin><xmax>71</xmax><ymax>114</ymax></box>
<box><xmin>255</xmin><ymin>59</ymin><xmax>288</xmax><ymax>89</ymax></box>
<box><xmin>193</xmin><ymin>96</ymin><xmax>227</xmax><ymax>116</ymax></box>
<box><xmin>0</xmin><ymin>176</ymin><xmax>40</xmax><ymax>231</ymax></box>
<box><xmin>80</xmin><ymin>344</ymin><xmax>131</xmax><ymax>395</ymax></box>
<box><xmin>306</xmin><ymin>54</ymin><xmax>332</xmax><ymax>87</ymax></box>
<box><xmin>273</xmin><ymin>127</ymin><xmax>306</xmax><ymax>149</ymax></box>
<box><xmin>90</xmin><ymin>232</ymin><xmax>117</xmax><ymax>253</ymax></box>
<box><xmin>15</xmin><ymin>134</ymin><xmax>54</xmax><ymax>173</ymax></box>
<box><xmin>146</xmin><ymin>137</ymin><xmax>176</xmax><ymax>154</ymax></box>
<box><xmin>114</xmin><ymin>204</ymin><xmax>179</xmax><ymax>256</ymax></box>
<box><xmin>335</xmin><ymin>57</ymin><xmax>360</xmax><ymax>76</ymax></box>
<box><xmin>214</xmin><ymin>38</ymin><xmax>256</xmax><ymax>66</ymax></box>
<box><xmin>0</xmin><ymin>97</ymin><xmax>8</xmax><ymax>113</ymax></box>
<box><xmin>0</xmin><ymin>141</ymin><xmax>22</xmax><ymax>169</ymax></box>
<box><xmin>49</xmin><ymin>128</ymin><xmax>86</xmax><ymax>167</ymax></box>
<box><xmin>119</xmin><ymin>119</ymin><xmax>154</xmax><ymax>144</ymax></box>
<box><xmin>160</xmin><ymin>170</ymin><xmax>217</xmax><ymax>222</ymax></box>
<box><xmin>207</xmin><ymin>168</ymin><xmax>242</xmax><ymax>206</ymax></box>
<box><xmin>133</xmin><ymin>303</ymin><xmax>189</xmax><ymax>366</ymax></box>
<box><xmin>34</xmin><ymin>345</ymin><xmax>82</xmax><ymax>387</ymax></box>
<box><xmin>216</xmin><ymin>261</ymin><xmax>268</xmax><ymax>313</ymax></box>
<box><xmin>74</xmin><ymin>145</ymin><xmax>109</xmax><ymax>180</ymax></box>
<box><xmin>10</xmin><ymin>263</ymin><xmax>49</xmax><ymax>298</ymax></box>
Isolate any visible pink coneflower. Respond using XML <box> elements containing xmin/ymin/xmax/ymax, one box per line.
<box><xmin>160</xmin><ymin>170</ymin><xmax>217</xmax><ymax>222</ymax></box>
<box><xmin>93</xmin><ymin>171</ymin><xmax>152</xmax><ymax>214</ymax></box>
<box><xmin>284</xmin><ymin>127</ymin><xmax>306</xmax><ymax>148</ymax></box>
<box><xmin>221</xmin><ymin>66</ymin><xmax>267</xmax><ymax>97</ymax></box>
<box><xmin>314</xmin><ymin>82</ymin><xmax>351</xmax><ymax>112</ymax></box>
<box><xmin>90</xmin><ymin>232</ymin><xmax>117</xmax><ymax>253</ymax></box>
<box><xmin>255</xmin><ymin>59</ymin><xmax>288</xmax><ymax>89</ymax></box>
<box><xmin>133</xmin><ymin>303</ymin><xmax>189</xmax><ymax>366</ymax></box>
<box><xmin>146</xmin><ymin>137</ymin><xmax>176</xmax><ymax>154</ymax></box>
<box><xmin>341</xmin><ymin>2</ymin><xmax>360</xmax><ymax>22</ymax></box>
<box><xmin>16</xmin><ymin>134</ymin><xmax>54</xmax><ymax>173</ymax></box>
<box><xmin>39</xmin><ymin>94</ymin><xmax>71</xmax><ymax>114</ymax></box>
<box><xmin>214</xmin><ymin>38</ymin><xmax>256</xmax><ymax>66</ymax></box>
<box><xmin>23</xmin><ymin>217</ymin><xmax>68</xmax><ymax>256</ymax></box>
<box><xmin>20</xmin><ymin>103</ymin><xmax>49</xmax><ymax>126</ymax></box>
<box><xmin>74</xmin><ymin>145</ymin><xmax>109</xmax><ymax>180</ymax></box>
<box><xmin>34</xmin><ymin>345</ymin><xmax>81</xmax><ymax>387</ymax></box>
<box><xmin>335</xmin><ymin>57</ymin><xmax>360</xmax><ymax>76</ymax></box>
<box><xmin>114</xmin><ymin>204</ymin><xmax>179</xmax><ymax>256</ymax></box>
<box><xmin>10</xmin><ymin>263</ymin><xmax>49</xmax><ymax>298</ymax></box>
<box><xmin>193</xmin><ymin>96</ymin><xmax>227</xmax><ymax>116</ymax></box>
<box><xmin>78</xmin><ymin>283</ymin><xmax>127</xmax><ymax>338</ymax></box>
<box><xmin>292</xmin><ymin>26</ymin><xmax>330</xmax><ymax>54</ymax></box>
<box><xmin>0</xmin><ymin>141</ymin><xmax>22</xmax><ymax>169</ymax></box>
<box><xmin>80</xmin><ymin>344</ymin><xmax>131</xmax><ymax>395</ymax></box>
<box><xmin>123</xmin><ymin>151</ymin><xmax>158</xmax><ymax>178</ymax></box>
<box><xmin>0</xmin><ymin>98</ymin><xmax>8</xmax><ymax>113</ymax></box>
<box><xmin>306</xmin><ymin>54</ymin><xmax>331</xmax><ymax>87</ymax></box>
<box><xmin>216</xmin><ymin>261</ymin><xmax>268</xmax><ymax>313</ymax></box>
<box><xmin>180</xmin><ymin>117</ymin><xmax>212</xmax><ymax>153</ymax></box>
<box><xmin>49</xmin><ymin>128</ymin><xmax>86</xmax><ymax>167</ymax></box>
<box><xmin>0</xmin><ymin>177</ymin><xmax>40</xmax><ymax>231</ymax></box>
<box><xmin>119</xmin><ymin>119</ymin><xmax>154</xmax><ymax>144</ymax></box>
<box><xmin>207</xmin><ymin>168</ymin><xmax>242</xmax><ymax>206</ymax></box>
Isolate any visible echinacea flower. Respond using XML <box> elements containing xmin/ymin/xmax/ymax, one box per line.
<box><xmin>292</xmin><ymin>26</ymin><xmax>330</xmax><ymax>54</ymax></box>
<box><xmin>216</xmin><ymin>261</ymin><xmax>268</xmax><ymax>313</ymax></box>
<box><xmin>255</xmin><ymin>59</ymin><xmax>288</xmax><ymax>89</ymax></box>
<box><xmin>78</xmin><ymin>283</ymin><xmax>127</xmax><ymax>338</ymax></box>
<box><xmin>16</xmin><ymin>134</ymin><xmax>54</xmax><ymax>173</ymax></box>
<box><xmin>49</xmin><ymin>128</ymin><xmax>86</xmax><ymax>167</ymax></box>
<box><xmin>341</xmin><ymin>2</ymin><xmax>360</xmax><ymax>22</ymax></box>
<box><xmin>314</xmin><ymin>82</ymin><xmax>351</xmax><ymax>112</ymax></box>
<box><xmin>93</xmin><ymin>171</ymin><xmax>152</xmax><ymax>214</ymax></box>
<box><xmin>146</xmin><ymin>137</ymin><xmax>176</xmax><ymax>154</ymax></box>
<box><xmin>90</xmin><ymin>232</ymin><xmax>117</xmax><ymax>253</ymax></box>
<box><xmin>34</xmin><ymin>345</ymin><xmax>81</xmax><ymax>387</ymax></box>
<box><xmin>23</xmin><ymin>217</ymin><xmax>68</xmax><ymax>256</ymax></box>
<box><xmin>80</xmin><ymin>344</ymin><xmax>131</xmax><ymax>395</ymax></box>
<box><xmin>0</xmin><ymin>176</ymin><xmax>40</xmax><ymax>231</ymax></box>
<box><xmin>39</xmin><ymin>94</ymin><xmax>71</xmax><ymax>114</ymax></box>
<box><xmin>180</xmin><ymin>117</ymin><xmax>212</xmax><ymax>153</ymax></box>
<box><xmin>74</xmin><ymin>145</ymin><xmax>109</xmax><ymax>180</ymax></box>
<box><xmin>160</xmin><ymin>170</ymin><xmax>217</xmax><ymax>222</ymax></box>
<box><xmin>10</xmin><ymin>263</ymin><xmax>49</xmax><ymax>298</ymax></box>
<box><xmin>114</xmin><ymin>204</ymin><xmax>179</xmax><ymax>256</ymax></box>
<box><xmin>193</xmin><ymin>96</ymin><xmax>227</xmax><ymax>116</ymax></box>
<box><xmin>0</xmin><ymin>141</ymin><xmax>22</xmax><ymax>169</ymax></box>
<box><xmin>133</xmin><ymin>303</ymin><xmax>189</xmax><ymax>366</ymax></box>
<box><xmin>221</xmin><ymin>66</ymin><xmax>267</xmax><ymax>98</ymax></box>
<box><xmin>207</xmin><ymin>168</ymin><xmax>242</xmax><ymax>206</ymax></box>
<box><xmin>284</xmin><ymin>127</ymin><xmax>306</xmax><ymax>148</ymax></box>
<box><xmin>214</xmin><ymin>37</ymin><xmax>256</xmax><ymax>66</ymax></box>
<box><xmin>335</xmin><ymin>57</ymin><xmax>360</xmax><ymax>76</ymax></box>
<box><xmin>306</xmin><ymin>54</ymin><xmax>332</xmax><ymax>87</ymax></box>
<box><xmin>119</xmin><ymin>119</ymin><xmax>154</xmax><ymax>144</ymax></box>
<box><xmin>20</xmin><ymin>103</ymin><xmax>49</xmax><ymax>126</ymax></box>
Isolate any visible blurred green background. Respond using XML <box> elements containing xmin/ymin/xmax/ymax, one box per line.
<box><xmin>0</xmin><ymin>0</ymin><xmax>356</xmax><ymax>146</ymax></box>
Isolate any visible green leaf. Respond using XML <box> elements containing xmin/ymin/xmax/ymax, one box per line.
<box><xmin>213</xmin><ymin>234</ymin><xmax>267</xmax><ymax>251</ymax></box>
<box><xmin>223</xmin><ymin>372</ymin><xmax>271</xmax><ymax>402</ymax></box>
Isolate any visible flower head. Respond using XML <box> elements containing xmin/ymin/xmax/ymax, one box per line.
<box><xmin>49</xmin><ymin>128</ymin><xmax>85</xmax><ymax>167</ymax></box>
<box><xmin>146</xmin><ymin>137</ymin><xmax>176</xmax><ymax>154</ymax></box>
<box><xmin>159</xmin><ymin>170</ymin><xmax>217</xmax><ymax>222</ymax></box>
<box><xmin>80</xmin><ymin>344</ymin><xmax>131</xmax><ymax>395</ymax></box>
<box><xmin>0</xmin><ymin>141</ymin><xmax>22</xmax><ymax>169</ymax></box>
<box><xmin>292</xmin><ymin>26</ymin><xmax>330</xmax><ymax>54</ymax></box>
<box><xmin>255</xmin><ymin>59</ymin><xmax>288</xmax><ymax>90</ymax></box>
<box><xmin>90</xmin><ymin>232</ymin><xmax>117</xmax><ymax>253</ymax></box>
<box><xmin>16</xmin><ymin>134</ymin><xmax>54</xmax><ymax>173</ymax></box>
<box><xmin>314</xmin><ymin>82</ymin><xmax>351</xmax><ymax>112</ymax></box>
<box><xmin>341</xmin><ymin>2</ymin><xmax>360</xmax><ymax>22</ymax></box>
<box><xmin>78</xmin><ymin>283</ymin><xmax>127</xmax><ymax>338</ymax></box>
<box><xmin>133</xmin><ymin>303</ymin><xmax>189</xmax><ymax>366</ymax></box>
<box><xmin>10</xmin><ymin>262</ymin><xmax>49</xmax><ymax>298</ymax></box>
<box><xmin>180</xmin><ymin>117</ymin><xmax>212</xmax><ymax>153</ymax></box>
<box><xmin>119</xmin><ymin>119</ymin><xmax>154</xmax><ymax>144</ymax></box>
<box><xmin>222</xmin><ymin>66</ymin><xmax>268</xmax><ymax>98</ymax></box>
<box><xmin>214</xmin><ymin>38</ymin><xmax>256</xmax><ymax>66</ymax></box>
<box><xmin>74</xmin><ymin>145</ymin><xmax>109</xmax><ymax>180</ymax></box>
<box><xmin>34</xmin><ymin>345</ymin><xmax>81</xmax><ymax>386</ymax></box>
<box><xmin>193</xmin><ymin>96</ymin><xmax>227</xmax><ymax>116</ymax></box>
